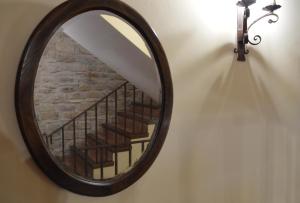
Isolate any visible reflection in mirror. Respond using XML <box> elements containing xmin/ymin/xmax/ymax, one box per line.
<box><xmin>34</xmin><ymin>10</ymin><xmax>162</xmax><ymax>180</ymax></box>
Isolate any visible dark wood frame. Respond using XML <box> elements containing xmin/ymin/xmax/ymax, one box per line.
<box><xmin>15</xmin><ymin>0</ymin><xmax>173</xmax><ymax>197</ymax></box>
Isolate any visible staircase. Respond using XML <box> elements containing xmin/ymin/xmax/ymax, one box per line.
<box><xmin>46</xmin><ymin>82</ymin><xmax>161</xmax><ymax>180</ymax></box>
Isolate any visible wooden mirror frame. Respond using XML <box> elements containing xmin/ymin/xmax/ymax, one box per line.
<box><xmin>15</xmin><ymin>0</ymin><xmax>173</xmax><ymax>196</ymax></box>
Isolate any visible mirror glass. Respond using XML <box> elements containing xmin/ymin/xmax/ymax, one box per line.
<box><xmin>34</xmin><ymin>10</ymin><xmax>162</xmax><ymax>180</ymax></box>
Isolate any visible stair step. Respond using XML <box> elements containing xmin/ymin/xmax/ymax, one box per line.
<box><xmin>114</xmin><ymin>119</ymin><xmax>148</xmax><ymax>134</ymax></box>
<box><xmin>102</xmin><ymin>124</ymin><xmax>149</xmax><ymax>139</ymax></box>
<box><xmin>130</xmin><ymin>103</ymin><xmax>161</xmax><ymax>119</ymax></box>
<box><xmin>117</xmin><ymin>112</ymin><xmax>159</xmax><ymax>124</ymax></box>
<box><xmin>70</xmin><ymin>146</ymin><xmax>114</xmax><ymax>168</ymax></box>
<box><xmin>88</xmin><ymin>133</ymin><xmax>131</xmax><ymax>152</ymax></box>
<box><xmin>86</xmin><ymin>135</ymin><xmax>114</xmax><ymax>163</ymax></box>
<box><xmin>117</xmin><ymin>115</ymin><xmax>148</xmax><ymax>133</ymax></box>
<box><xmin>132</xmin><ymin>102</ymin><xmax>160</xmax><ymax>109</ymax></box>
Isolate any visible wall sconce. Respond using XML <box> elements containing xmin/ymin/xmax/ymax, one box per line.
<box><xmin>234</xmin><ymin>0</ymin><xmax>282</xmax><ymax>61</ymax></box>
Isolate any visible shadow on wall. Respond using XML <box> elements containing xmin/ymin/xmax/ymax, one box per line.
<box><xmin>175</xmin><ymin>44</ymin><xmax>288</xmax><ymax>203</ymax></box>
<box><xmin>0</xmin><ymin>1</ymin><xmax>67</xmax><ymax>203</ymax></box>
<box><xmin>0</xmin><ymin>130</ymin><xmax>66</xmax><ymax>203</ymax></box>
<box><xmin>175</xmin><ymin>43</ymin><xmax>238</xmax><ymax>104</ymax></box>
<box><xmin>249</xmin><ymin>49</ymin><xmax>300</xmax><ymax>126</ymax></box>
<box><xmin>199</xmin><ymin>47</ymin><xmax>280</xmax><ymax>124</ymax></box>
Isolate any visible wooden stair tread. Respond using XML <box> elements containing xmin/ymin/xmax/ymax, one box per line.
<box><xmin>102</xmin><ymin>123</ymin><xmax>149</xmax><ymax>139</ymax></box>
<box><xmin>84</xmin><ymin>135</ymin><xmax>114</xmax><ymax>162</ymax></box>
<box><xmin>117</xmin><ymin>112</ymin><xmax>159</xmax><ymax>124</ymax></box>
<box><xmin>129</xmin><ymin>104</ymin><xmax>161</xmax><ymax>119</ymax></box>
<box><xmin>88</xmin><ymin>133</ymin><xmax>131</xmax><ymax>152</ymax></box>
<box><xmin>117</xmin><ymin>114</ymin><xmax>148</xmax><ymax>133</ymax></box>
<box><xmin>76</xmin><ymin>134</ymin><xmax>113</xmax><ymax>163</ymax></box>
<box><xmin>131</xmin><ymin>102</ymin><xmax>161</xmax><ymax>109</ymax></box>
<box><xmin>70</xmin><ymin>146</ymin><xmax>114</xmax><ymax>168</ymax></box>
<box><xmin>108</xmin><ymin>122</ymin><xmax>147</xmax><ymax>134</ymax></box>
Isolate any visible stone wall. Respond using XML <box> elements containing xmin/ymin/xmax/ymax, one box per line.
<box><xmin>34</xmin><ymin>29</ymin><xmax>126</xmax><ymax>137</ymax></box>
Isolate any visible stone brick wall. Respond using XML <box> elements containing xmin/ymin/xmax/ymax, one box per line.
<box><xmin>34</xmin><ymin>29</ymin><xmax>126</xmax><ymax>137</ymax></box>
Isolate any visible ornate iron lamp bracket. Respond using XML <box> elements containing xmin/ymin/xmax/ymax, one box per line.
<box><xmin>234</xmin><ymin>0</ymin><xmax>281</xmax><ymax>61</ymax></box>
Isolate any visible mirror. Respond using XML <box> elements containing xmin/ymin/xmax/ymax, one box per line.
<box><xmin>34</xmin><ymin>10</ymin><xmax>161</xmax><ymax>180</ymax></box>
<box><xmin>16</xmin><ymin>0</ymin><xmax>172</xmax><ymax>196</ymax></box>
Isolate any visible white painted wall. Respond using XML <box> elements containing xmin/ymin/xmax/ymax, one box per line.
<box><xmin>1</xmin><ymin>0</ymin><xmax>300</xmax><ymax>203</ymax></box>
<box><xmin>62</xmin><ymin>11</ymin><xmax>161</xmax><ymax>103</ymax></box>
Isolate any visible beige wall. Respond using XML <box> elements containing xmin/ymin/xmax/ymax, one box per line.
<box><xmin>0</xmin><ymin>0</ymin><xmax>299</xmax><ymax>203</ymax></box>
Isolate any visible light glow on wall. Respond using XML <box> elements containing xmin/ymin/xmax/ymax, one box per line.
<box><xmin>100</xmin><ymin>14</ymin><xmax>152</xmax><ymax>58</ymax></box>
<box><xmin>196</xmin><ymin>0</ymin><xmax>236</xmax><ymax>35</ymax></box>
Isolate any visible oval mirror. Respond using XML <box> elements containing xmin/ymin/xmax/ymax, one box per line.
<box><xmin>15</xmin><ymin>0</ymin><xmax>173</xmax><ymax>196</ymax></box>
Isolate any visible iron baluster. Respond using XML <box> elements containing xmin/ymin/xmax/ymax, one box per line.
<box><xmin>142</xmin><ymin>142</ymin><xmax>145</xmax><ymax>153</ymax></box>
<box><xmin>105</xmin><ymin>96</ymin><xmax>109</xmax><ymax>161</ymax></box>
<box><xmin>84</xmin><ymin>112</ymin><xmax>88</xmax><ymax>177</ymax></box>
<box><xmin>100</xmin><ymin>147</ymin><xmax>104</xmax><ymax>180</ymax></box>
<box><xmin>124</xmin><ymin>84</ymin><xmax>127</xmax><ymax>142</ymax></box>
<box><xmin>45</xmin><ymin>135</ymin><xmax>49</xmax><ymax>146</ymax></box>
<box><xmin>114</xmin><ymin>91</ymin><xmax>118</xmax><ymax>175</ymax></box>
<box><xmin>133</xmin><ymin>86</ymin><xmax>136</xmax><ymax>134</ymax></box>
<box><xmin>62</xmin><ymin>127</ymin><xmax>65</xmax><ymax>161</ymax></box>
<box><xmin>150</xmin><ymin>99</ymin><xmax>153</xmax><ymax>121</ymax></box>
<box><xmin>95</xmin><ymin>105</ymin><xmax>98</xmax><ymax>163</ymax></box>
<box><xmin>141</xmin><ymin>92</ymin><xmax>144</xmax><ymax>126</ymax></box>
<box><xmin>73</xmin><ymin>120</ymin><xmax>77</xmax><ymax>172</ymax></box>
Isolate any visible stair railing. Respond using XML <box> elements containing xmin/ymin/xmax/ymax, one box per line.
<box><xmin>47</xmin><ymin>81</ymin><xmax>129</xmax><ymax>142</ymax></box>
<box><xmin>44</xmin><ymin>80</ymin><xmax>157</xmax><ymax>179</ymax></box>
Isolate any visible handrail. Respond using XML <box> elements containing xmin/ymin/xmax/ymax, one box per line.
<box><xmin>47</xmin><ymin>81</ymin><xmax>129</xmax><ymax>137</ymax></box>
